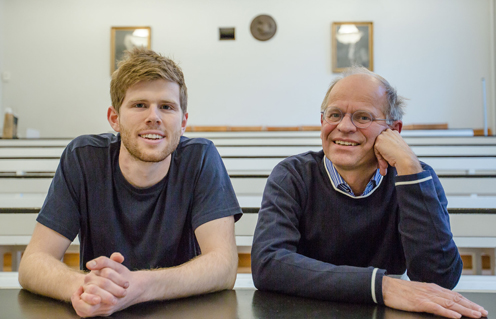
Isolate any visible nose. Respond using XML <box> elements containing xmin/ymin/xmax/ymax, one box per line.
<box><xmin>146</xmin><ymin>105</ymin><xmax>162</xmax><ymax>125</ymax></box>
<box><xmin>337</xmin><ymin>113</ymin><xmax>356</xmax><ymax>133</ymax></box>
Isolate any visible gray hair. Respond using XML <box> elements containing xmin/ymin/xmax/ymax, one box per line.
<box><xmin>320</xmin><ymin>66</ymin><xmax>406</xmax><ymax>122</ymax></box>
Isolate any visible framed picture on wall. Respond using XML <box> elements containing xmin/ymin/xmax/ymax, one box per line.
<box><xmin>110</xmin><ymin>26</ymin><xmax>151</xmax><ymax>75</ymax></box>
<box><xmin>332</xmin><ymin>22</ymin><xmax>373</xmax><ymax>73</ymax></box>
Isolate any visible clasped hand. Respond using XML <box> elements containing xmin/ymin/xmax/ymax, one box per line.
<box><xmin>71</xmin><ymin>252</ymin><xmax>140</xmax><ymax>317</ymax></box>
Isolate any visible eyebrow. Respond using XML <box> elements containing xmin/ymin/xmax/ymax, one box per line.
<box><xmin>128</xmin><ymin>99</ymin><xmax>179</xmax><ymax>106</ymax></box>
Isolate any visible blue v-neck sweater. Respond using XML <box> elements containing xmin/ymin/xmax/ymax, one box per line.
<box><xmin>251</xmin><ymin>150</ymin><xmax>462</xmax><ymax>305</ymax></box>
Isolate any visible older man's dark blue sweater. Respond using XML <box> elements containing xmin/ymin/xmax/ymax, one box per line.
<box><xmin>251</xmin><ymin>150</ymin><xmax>462</xmax><ymax>305</ymax></box>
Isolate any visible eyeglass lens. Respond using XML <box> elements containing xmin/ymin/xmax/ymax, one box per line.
<box><xmin>323</xmin><ymin>108</ymin><xmax>373</xmax><ymax>128</ymax></box>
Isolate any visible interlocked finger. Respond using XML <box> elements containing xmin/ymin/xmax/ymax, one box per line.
<box><xmin>84</xmin><ymin>271</ymin><xmax>128</xmax><ymax>298</ymax></box>
<box><xmin>82</xmin><ymin>283</ymin><xmax>119</xmax><ymax>305</ymax></box>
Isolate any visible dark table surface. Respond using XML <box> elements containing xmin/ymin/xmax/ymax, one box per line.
<box><xmin>1</xmin><ymin>288</ymin><xmax>493</xmax><ymax>319</ymax></box>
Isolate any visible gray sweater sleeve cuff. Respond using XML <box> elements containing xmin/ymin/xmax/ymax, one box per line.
<box><xmin>394</xmin><ymin>168</ymin><xmax>432</xmax><ymax>186</ymax></box>
<box><xmin>373</xmin><ymin>268</ymin><xmax>387</xmax><ymax>305</ymax></box>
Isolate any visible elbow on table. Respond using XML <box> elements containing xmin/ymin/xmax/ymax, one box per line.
<box><xmin>252</xmin><ymin>269</ymin><xmax>268</xmax><ymax>291</ymax></box>
<box><xmin>218</xmin><ymin>251</ymin><xmax>238</xmax><ymax>291</ymax></box>
<box><xmin>251</xmin><ymin>254</ymin><xmax>275</xmax><ymax>291</ymax></box>
<box><xmin>18</xmin><ymin>272</ymin><xmax>27</xmax><ymax>290</ymax></box>
<box><xmin>439</xmin><ymin>259</ymin><xmax>463</xmax><ymax>290</ymax></box>
<box><xmin>409</xmin><ymin>257</ymin><xmax>463</xmax><ymax>290</ymax></box>
<box><xmin>18</xmin><ymin>259</ymin><xmax>35</xmax><ymax>291</ymax></box>
<box><xmin>439</xmin><ymin>255</ymin><xmax>463</xmax><ymax>290</ymax></box>
<box><xmin>224</xmin><ymin>267</ymin><xmax>237</xmax><ymax>290</ymax></box>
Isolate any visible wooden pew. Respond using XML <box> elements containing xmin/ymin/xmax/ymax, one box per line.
<box><xmin>1</xmin><ymin>207</ymin><xmax>495</xmax><ymax>274</ymax></box>
<box><xmin>1</xmin><ymin>156</ymin><xmax>495</xmax><ymax>176</ymax></box>
<box><xmin>1</xmin><ymin>176</ymin><xmax>496</xmax><ymax>208</ymax></box>
<box><xmin>2</xmin><ymin>133</ymin><xmax>496</xmax><ymax>176</ymax></box>
<box><xmin>1</xmin><ymin>132</ymin><xmax>496</xmax><ymax>273</ymax></box>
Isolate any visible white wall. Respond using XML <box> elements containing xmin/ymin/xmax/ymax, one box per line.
<box><xmin>0</xmin><ymin>0</ymin><xmax>4</xmax><ymax>130</ymax></box>
<box><xmin>0</xmin><ymin>0</ymin><xmax>494</xmax><ymax>137</ymax></box>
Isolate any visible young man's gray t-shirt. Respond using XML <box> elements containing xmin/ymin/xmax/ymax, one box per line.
<box><xmin>37</xmin><ymin>134</ymin><xmax>242</xmax><ymax>270</ymax></box>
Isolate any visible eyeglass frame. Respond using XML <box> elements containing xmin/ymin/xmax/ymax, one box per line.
<box><xmin>321</xmin><ymin>107</ymin><xmax>396</xmax><ymax>129</ymax></box>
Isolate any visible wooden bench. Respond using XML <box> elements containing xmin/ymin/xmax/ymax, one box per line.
<box><xmin>2</xmin><ymin>207</ymin><xmax>494</xmax><ymax>273</ymax></box>
<box><xmin>1</xmin><ymin>175</ymin><xmax>495</xmax><ymax>209</ymax></box>
<box><xmin>1</xmin><ymin>156</ymin><xmax>495</xmax><ymax>177</ymax></box>
<box><xmin>1</xmin><ymin>132</ymin><xmax>496</xmax><ymax>273</ymax></box>
<box><xmin>2</xmin><ymin>133</ymin><xmax>496</xmax><ymax>176</ymax></box>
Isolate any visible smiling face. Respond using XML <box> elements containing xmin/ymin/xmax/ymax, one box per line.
<box><xmin>108</xmin><ymin>79</ymin><xmax>188</xmax><ymax>164</ymax></box>
<box><xmin>320</xmin><ymin>74</ymin><xmax>391</xmax><ymax>176</ymax></box>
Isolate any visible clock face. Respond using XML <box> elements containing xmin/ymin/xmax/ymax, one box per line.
<box><xmin>250</xmin><ymin>15</ymin><xmax>277</xmax><ymax>41</ymax></box>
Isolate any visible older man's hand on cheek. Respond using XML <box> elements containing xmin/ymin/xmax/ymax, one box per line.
<box><xmin>374</xmin><ymin>129</ymin><xmax>422</xmax><ymax>176</ymax></box>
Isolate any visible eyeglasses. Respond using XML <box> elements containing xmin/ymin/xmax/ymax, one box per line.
<box><xmin>321</xmin><ymin>107</ymin><xmax>394</xmax><ymax>129</ymax></box>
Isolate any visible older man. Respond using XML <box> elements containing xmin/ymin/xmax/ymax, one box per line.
<box><xmin>19</xmin><ymin>48</ymin><xmax>242</xmax><ymax>317</ymax></box>
<box><xmin>252</xmin><ymin>67</ymin><xmax>488</xmax><ymax>318</ymax></box>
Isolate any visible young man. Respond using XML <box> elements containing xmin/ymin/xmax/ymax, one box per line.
<box><xmin>19</xmin><ymin>48</ymin><xmax>242</xmax><ymax>317</ymax></box>
<box><xmin>251</xmin><ymin>67</ymin><xmax>488</xmax><ymax>319</ymax></box>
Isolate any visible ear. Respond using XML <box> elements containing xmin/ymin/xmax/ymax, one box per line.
<box><xmin>320</xmin><ymin>113</ymin><xmax>325</xmax><ymax>141</ymax></box>
<box><xmin>107</xmin><ymin>106</ymin><xmax>120</xmax><ymax>132</ymax></box>
<box><xmin>180</xmin><ymin>112</ymin><xmax>189</xmax><ymax>135</ymax></box>
<box><xmin>391</xmin><ymin>120</ymin><xmax>403</xmax><ymax>133</ymax></box>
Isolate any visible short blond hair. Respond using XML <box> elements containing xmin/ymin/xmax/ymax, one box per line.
<box><xmin>110</xmin><ymin>47</ymin><xmax>187</xmax><ymax>114</ymax></box>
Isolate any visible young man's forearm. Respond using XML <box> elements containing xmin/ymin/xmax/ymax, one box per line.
<box><xmin>69</xmin><ymin>246</ymin><xmax>238</xmax><ymax>317</ymax></box>
<box><xmin>136</xmin><ymin>248</ymin><xmax>237</xmax><ymax>303</ymax></box>
<box><xmin>19</xmin><ymin>251</ymin><xmax>85</xmax><ymax>302</ymax></box>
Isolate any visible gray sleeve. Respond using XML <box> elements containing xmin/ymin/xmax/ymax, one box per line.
<box><xmin>395</xmin><ymin>164</ymin><xmax>462</xmax><ymax>289</ymax></box>
<box><xmin>190</xmin><ymin>142</ymin><xmax>242</xmax><ymax>230</ymax></box>
<box><xmin>36</xmin><ymin>144</ymin><xmax>81</xmax><ymax>241</ymax></box>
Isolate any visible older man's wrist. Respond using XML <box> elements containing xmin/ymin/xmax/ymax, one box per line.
<box><xmin>395</xmin><ymin>160</ymin><xmax>422</xmax><ymax>176</ymax></box>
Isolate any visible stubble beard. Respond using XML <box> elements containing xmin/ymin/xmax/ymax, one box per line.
<box><xmin>120</xmin><ymin>126</ymin><xmax>182</xmax><ymax>163</ymax></box>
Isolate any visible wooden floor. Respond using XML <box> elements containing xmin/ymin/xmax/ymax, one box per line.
<box><xmin>1</xmin><ymin>252</ymin><xmax>489</xmax><ymax>273</ymax></box>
